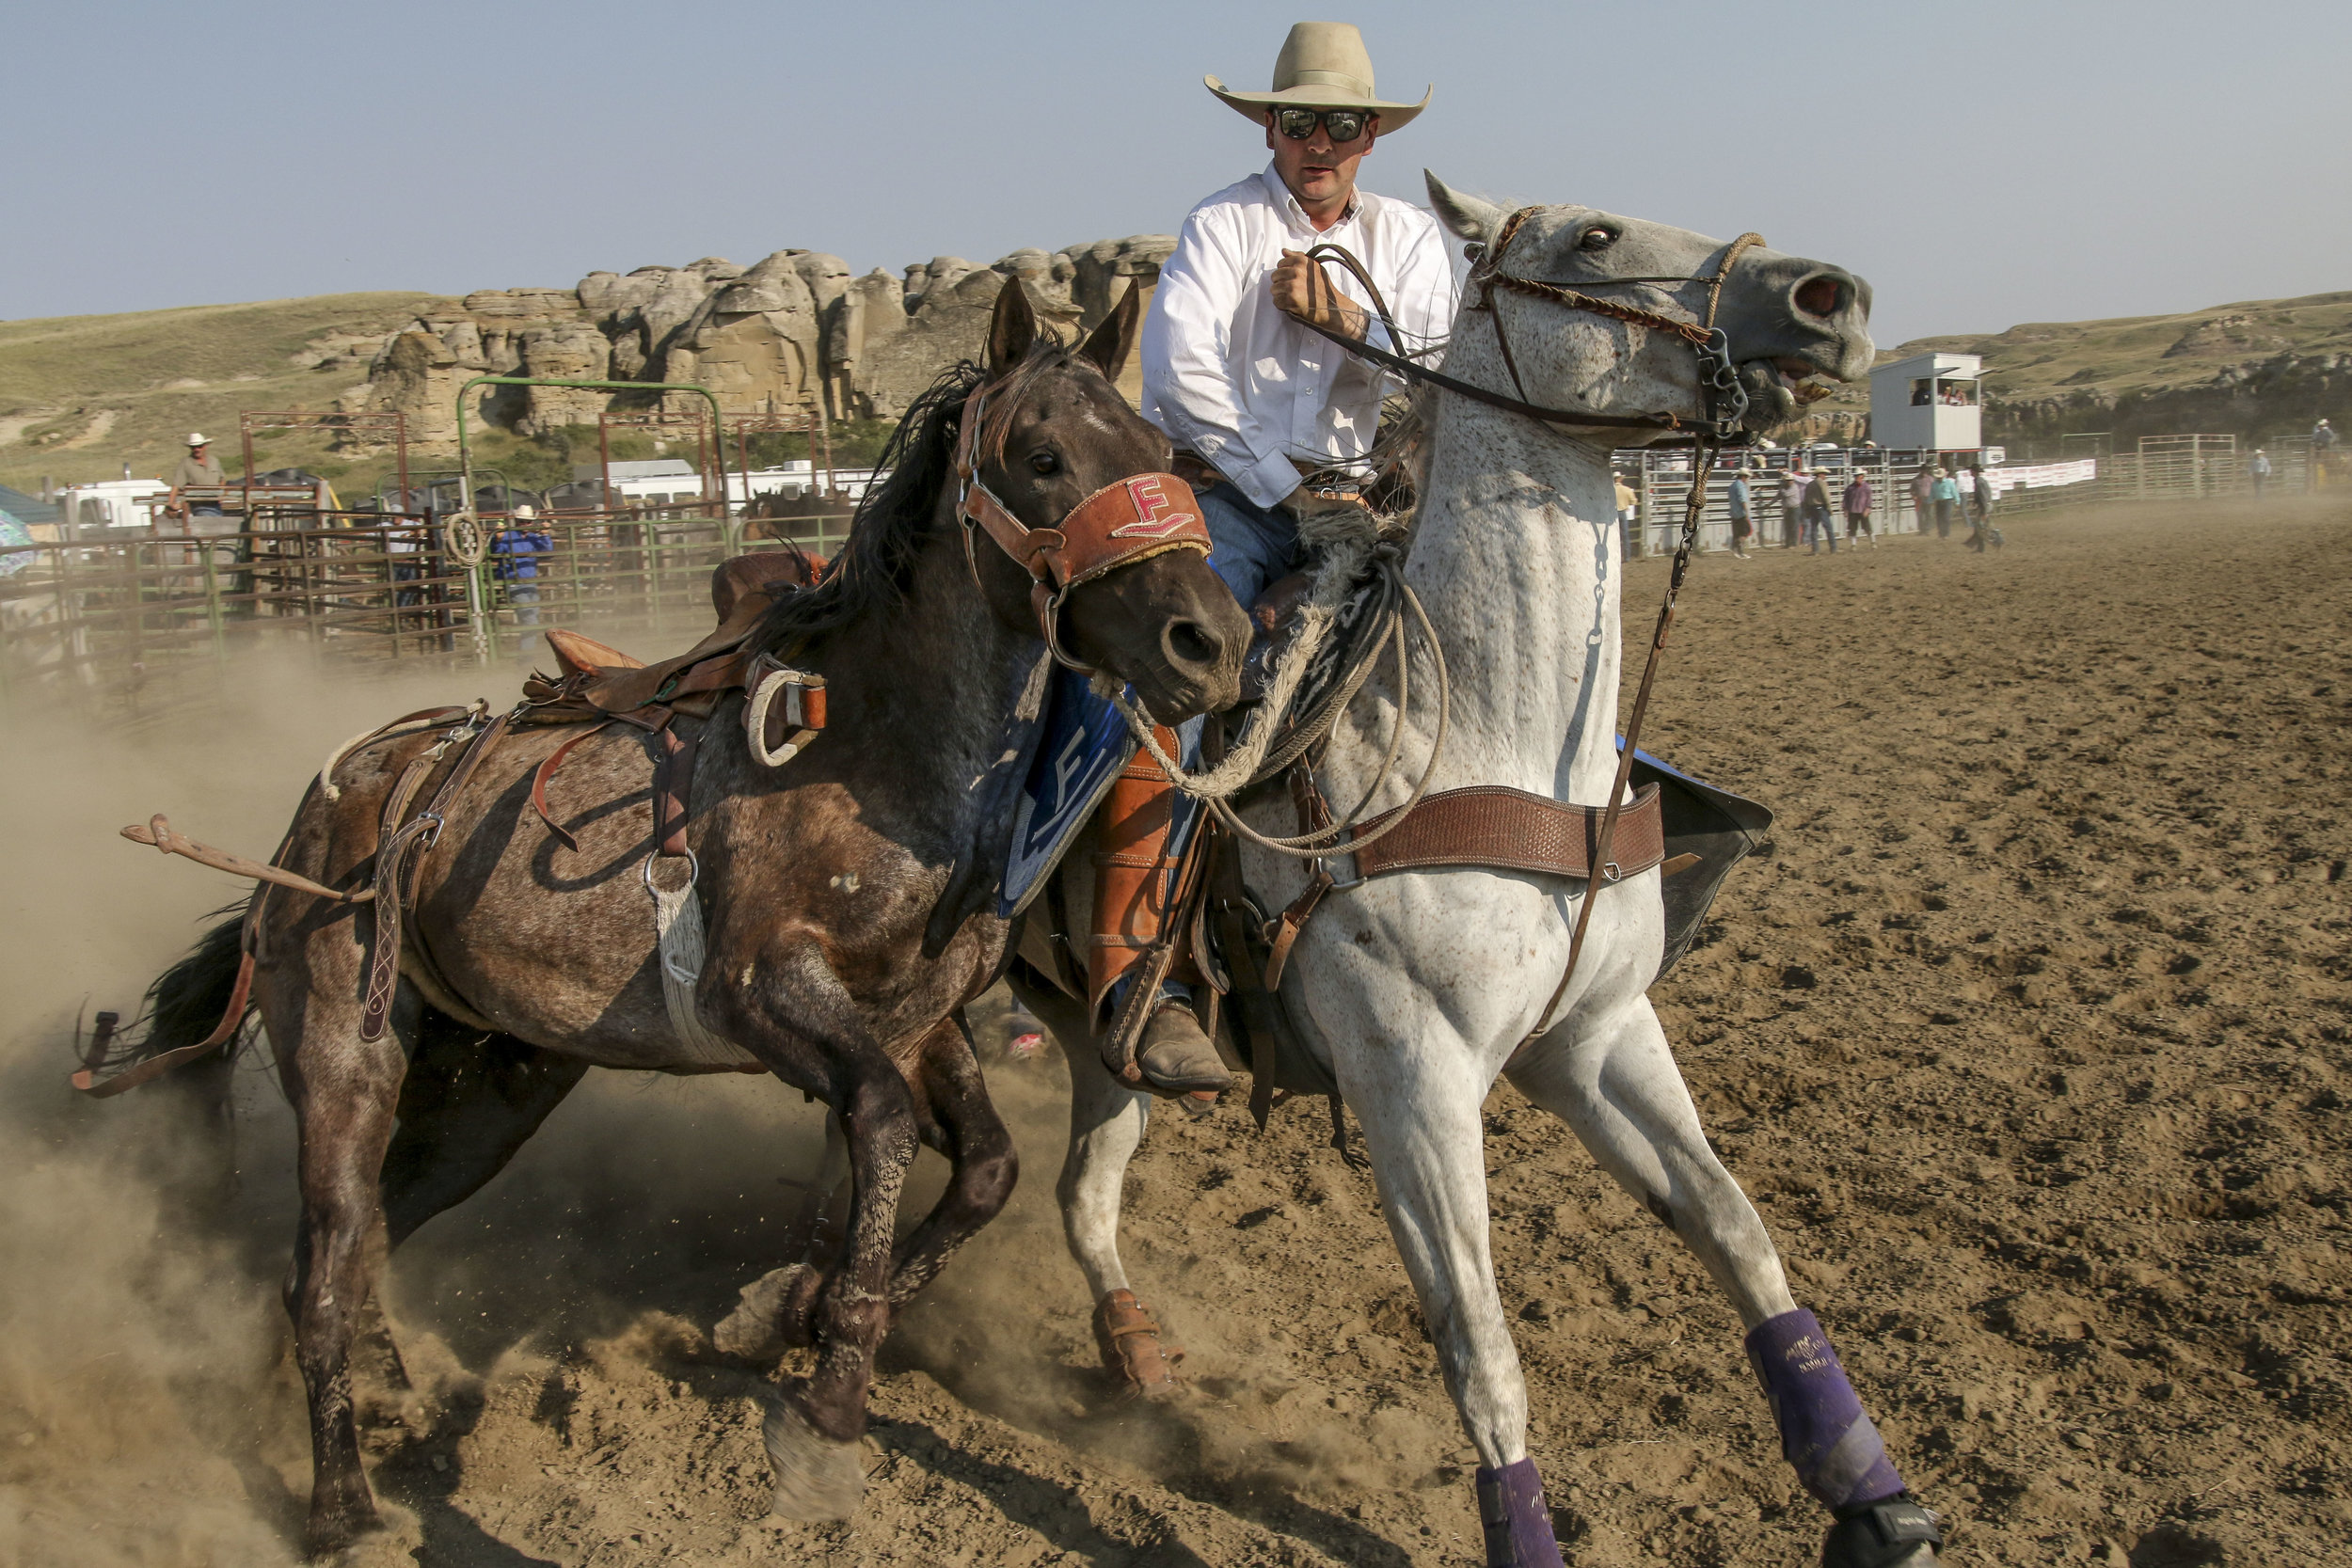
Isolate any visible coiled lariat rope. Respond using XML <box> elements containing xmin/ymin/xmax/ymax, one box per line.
<box><xmin>1102</xmin><ymin>513</ymin><xmax>1452</xmax><ymax>862</ymax></box>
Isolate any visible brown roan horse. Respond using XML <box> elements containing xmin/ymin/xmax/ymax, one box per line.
<box><xmin>119</xmin><ymin>279</ymin><xmax>1248</xmax><ymax>1554</ymax></box>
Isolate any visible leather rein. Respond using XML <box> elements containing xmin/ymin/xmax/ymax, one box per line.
<box><xmin>1295</xmin><ymin>205</ymin><xmax>1765</xmax><ymax>442</ymax></box>
<box><xmin>952</xmin><ymin>367</ymin><xmax>1215</xmax><ymax>674</ymax></box>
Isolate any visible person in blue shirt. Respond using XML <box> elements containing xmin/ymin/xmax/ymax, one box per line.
<box><xmin>489</xmin><ymin>503</ymin><xmax>553</xmax><ymax>636</ymax></box>
<box><xmin>1726</xmin><ymin>466</ymin><xmax>1755</xmax><ymax>559</ymax></box>
<box><xmin>1929</xmin><ymin>467</ymin><xmax>1961</xmax><ymax>539</ymax></box>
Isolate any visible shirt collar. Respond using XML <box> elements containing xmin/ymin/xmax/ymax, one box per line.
<box><xmin>1260</xmin><ymin>162</ymin><xmax>1365</xmax><ymax>234</ymax></box>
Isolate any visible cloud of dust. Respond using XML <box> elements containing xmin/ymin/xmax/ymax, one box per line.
<box><xmin>0</xmin><ymin>631</ymin><xmax>838</xmax><ymax>1560</ymax></box>
<box><xmin>0</xmin><ymin>641</ymin><xmax>527</xmax><ymax>1562</ymax></box>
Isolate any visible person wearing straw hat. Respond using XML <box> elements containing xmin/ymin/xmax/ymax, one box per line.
<box><xmin>1726</xmin><ymin>464</ymin><xmax>1756</xmax><ymax>558</ymax></box>
<box><xmin>1096</xmin><ymin>22</ymin><xmax>1458</xmax><ymax>1099</ymax></box>
<box><xmin>491</xmin><ymin>503</ymin><xmax>552</xmax><ymax>643</ymax></box>
<box><xmin>169</xmin><ymin>434</ymin><xmax>228</xmax><ymax>516</ymax></box>
<box><xmin>1143</xmin><ymin>20</ymin><xmax>1454</xmax><ymax>609</ymax></box>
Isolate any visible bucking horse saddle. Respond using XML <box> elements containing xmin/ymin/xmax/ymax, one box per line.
<box><xmin>84</xmin><ymin>548</ymin><xmax>839</xmax><ymax>1095</ymax></box>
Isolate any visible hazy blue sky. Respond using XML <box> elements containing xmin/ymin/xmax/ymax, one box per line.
<box><xmin>11</xmin><ymin>0</ymin><xmax>2347</xmax><ymax>345</ymax></box>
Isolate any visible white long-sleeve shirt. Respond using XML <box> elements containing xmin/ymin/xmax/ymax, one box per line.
<box><xmin>1141</xmin><ymin>165</ymin><xmax>1458</xmax><ymax>510</ymax></box>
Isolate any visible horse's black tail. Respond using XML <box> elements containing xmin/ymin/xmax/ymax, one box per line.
<box><xmin>80</xmin><ymin>904</ymin><xmax>254</xmax><ymax>1213</ymax></box>
<box><xmin>91</xmin><ymin>901</ymin><xmax>252</xmax><ymax>1075</ymax></box>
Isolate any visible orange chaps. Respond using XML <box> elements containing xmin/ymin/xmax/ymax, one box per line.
<box><xmin>1088</xmin><ymin>726</ymin><xmax>1184</xmax><ymax>1027</ymax></box>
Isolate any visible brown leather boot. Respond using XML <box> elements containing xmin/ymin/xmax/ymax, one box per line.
<box><xmin>1137</xmin><ymin>999</ymin><xmax>1230</xmax><ymax>1095</ymax></box>
<box><xmin>1089</xmin><ymin>736</ymin><xmax>1231</xmax><ymax>1096</ymax></box>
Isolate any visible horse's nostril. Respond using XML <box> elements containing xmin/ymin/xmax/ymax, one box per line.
<box><xmin>1793</xmin><ymin>276</ymin><xmax>1842</xmax><ymax>319</ymax></box>
<box><xmin>1166</xmin><ymin>620</ymin><xmax>1217</xmax><ymax>670</ymax></box>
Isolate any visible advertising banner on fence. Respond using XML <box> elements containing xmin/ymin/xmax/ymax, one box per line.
<box><xmin>1985</xmin><ymin>459</ymin><xmax>2097</xmax><ymax>498</ymax></box>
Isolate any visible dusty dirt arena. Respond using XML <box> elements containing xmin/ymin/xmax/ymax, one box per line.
<box><xmin>2</xmin><ymin>497</ymin><xmax>2345</xmax><ymax>1567</ymax></box>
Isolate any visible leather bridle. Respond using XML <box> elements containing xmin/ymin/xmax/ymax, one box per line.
<box><xmin>952</xmin><ymin>368</ymin><xmax>1215</xmax><ymax>673</ymax></box>
<box><xmin>1297</xmin><ymin>206</ymin><xmax>1766</xmax><ymax>443</ymax></box>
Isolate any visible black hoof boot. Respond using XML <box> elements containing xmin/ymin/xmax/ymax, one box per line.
<box><xmin>1822</xmin><ymin>1496</ymin><xmax>1942</xmax><ymax>1567</ymax></box>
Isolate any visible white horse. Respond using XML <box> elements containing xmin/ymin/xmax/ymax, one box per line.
<box><xmin>1009</xmin><ymin>175</ymin><xmax>1940</xmax><ymax>1568</ymax></box>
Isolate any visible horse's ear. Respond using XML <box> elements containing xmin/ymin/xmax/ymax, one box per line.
<box><xmin>1425</xmin><ymin>170</ymin><xmax>1505</xmax><ymax>251</ymax></box>
<box><xmin>1077</xmin><ymin>280</ymin><xmax>1142</xmax><ymax>382</ymax></box>
<box><xmin>985</xmin><ymin>277</ymin><xmax>1038</xmax><ymax>377</ymax></box>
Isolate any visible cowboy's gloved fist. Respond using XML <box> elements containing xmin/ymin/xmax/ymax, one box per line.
<box><xmin>1278</xmin><ymin>486</ymin><xmax>1370</xmax><ymax>530</ymax></box>
<box><xmin>1270</xmin><ymin>250</ymin><xmax>1370</xmax><ymax>341</ymax></box>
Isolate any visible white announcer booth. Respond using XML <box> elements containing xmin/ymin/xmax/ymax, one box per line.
<box><xmin>1869</xmin><ymin>351</ymin><xmax>1983</xmax><ymax>452</ymax></box>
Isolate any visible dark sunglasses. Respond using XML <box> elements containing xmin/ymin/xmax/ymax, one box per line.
<box><xmin>1274</xmin><ymin>106</ymin><xmax>1372</xmax><ymax>143</ymax></box>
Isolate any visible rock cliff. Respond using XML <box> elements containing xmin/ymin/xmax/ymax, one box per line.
<box><xmin>342</xmin><ymin>235</ymin><xmax>1178</xmax><ymax>450</ymax></box>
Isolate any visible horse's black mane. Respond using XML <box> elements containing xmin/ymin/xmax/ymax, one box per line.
<box><xmin>754</xmin><ymin>339</ymin><xmax>1078</xmax><ymax>654</ymax></box>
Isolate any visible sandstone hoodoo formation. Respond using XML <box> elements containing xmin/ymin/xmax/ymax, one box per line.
<box><xmin>343</xmin><ymin>236</ymin><xmax>1178</xmax><ymax>450</ymax></box>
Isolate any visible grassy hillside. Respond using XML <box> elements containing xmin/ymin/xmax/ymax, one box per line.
<box><xmin>1893</xmin><ymin>291</ymin><xmax>2352</xmax><ymax>400</ymax></box>
<box><xmin>1802</xmin><ymin>290</ymin><xmax>2352</xmax><ymax>450</ymax></box>
<box><xmin>0</xmin><ymin>292</ymin><xmax>451</xmax><ymax>493</ymax></box>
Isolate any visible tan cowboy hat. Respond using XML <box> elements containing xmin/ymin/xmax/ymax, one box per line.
<box><xmin>186</xmin><ymin>433</ymin><xmax>210</xmax><ymax>446</ymax></box>
<box><xmin>1207</xmin><ymin>22</ymin><xmax>1428</xmax><ymax>131</ymax></box>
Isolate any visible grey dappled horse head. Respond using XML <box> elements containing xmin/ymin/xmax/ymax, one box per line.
<box><xmin>1421</xmin><ymin>175</ymin><xmax>1872</xmax><ymax>442</ymax></box>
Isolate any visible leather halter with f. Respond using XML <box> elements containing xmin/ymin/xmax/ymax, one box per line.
<box><xmin>953</xmin><ymin>376</ymin><xmax>1214</xmax><ymax>673</ymax></box>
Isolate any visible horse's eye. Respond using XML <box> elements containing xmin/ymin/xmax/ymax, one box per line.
<box><xmin>1580</xmin><ymin>227</ymin><xmax>1618</xmax><ymax>251</ymax></box>
<box><xmin>1028</xmin><ymin>451</ymin><xmax>1060</xmax><ymax>476</ymax></box>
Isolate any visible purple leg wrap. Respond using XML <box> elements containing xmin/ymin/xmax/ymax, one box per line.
<box><xmin>1745</xmin><ymin>1308</ymin><xmax>1906</xmax><ymax>1514</ymax></box>
<box><xmin>1473</xmin><ymin>1457</ymin><xmax>1565</xmax><ymax>1568</ymax></box>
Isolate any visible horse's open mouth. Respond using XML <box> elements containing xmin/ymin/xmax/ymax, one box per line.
<box><xmin>1736</xmin><ymin>356</ymin><xmax>1843</xmax><ymax>426</ymax></box>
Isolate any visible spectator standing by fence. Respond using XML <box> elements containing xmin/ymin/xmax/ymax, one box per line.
<box><xmin>1613</xmin><ymin>471</ymin><xmax>1639</xmax><ymax>561</ymax></box>
<box><xmin>1910</xmin><ymin>463</ymin><xmax>1936</xmax><ymax>538</ymax></box>
<box><xmin>1776</xmin><ymin>465</ymin><xmax>1805</xmax><ymax>549</ymax></box>
<box><xmin>1802</xmin><ymin>467</ymin><xmax>1836</xmax><ymax>553</ymax></box>
<box><xmin>1726</xmin><ymin>466</ymin><xmax>1755</xmax><ymax>558</ymax></box>
<box><xmin>169</xmin><ymin>434</ymin><xmax>228</xmax><ymax>518</ymax></box>
<box><xmin>2314</xmin><ymin>420</ymin><xmax>2339</xmax><ymax>491</ymax></box>
<box><xmin>1964</xmin><ymin>465</ymin><xmax>2001</xmax><ymax>552</ymax></box>
<box><xmin>1929</xmin><ymin>467</ymin><xmax>1960</xmax><ymax>539</ymax></box>
<box><xmin>2249</xmin><ymin>449</ymin><xmax>2271</xmax><ymax>499</ymax></box>
<box><xmin>492</xmin><ymin>503</ymin><xmax>553</xmax><ymax>641</ymax></box>
<box><xmin>387</xmin><ymin>517</ymin><xmax>426</xmax><ymax>609</ymax></box>
<box><xmin>1842</xmin><ymin>467</ymin><xmax>1875</xmax><ymax>546</ymax></box>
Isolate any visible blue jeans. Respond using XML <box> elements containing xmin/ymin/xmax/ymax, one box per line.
<box><xmin>1198</xmin><ymin>482</ymin><xmax>1298</xmax><ymax>609</ymax></box>
<box><xmin>1801</xmin><ymin>505</ymin><xmax>1837</xmax><ymax>551</ymax></box>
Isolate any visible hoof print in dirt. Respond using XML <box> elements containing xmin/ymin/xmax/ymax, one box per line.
<box><xmin>1821</xmin><ymin>1497</ymin><xmax>1943</xmax><ymax>1568</ymax></box>
<box><xmin>714</xmin><ymin>1264</ymin><xmax>817</xmax><ymax>1360</ymax></box>
<box><xmin>763</xmin><ymin>1396</ymin><xmax>867</xmax><ymax>1523</ymax></box>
